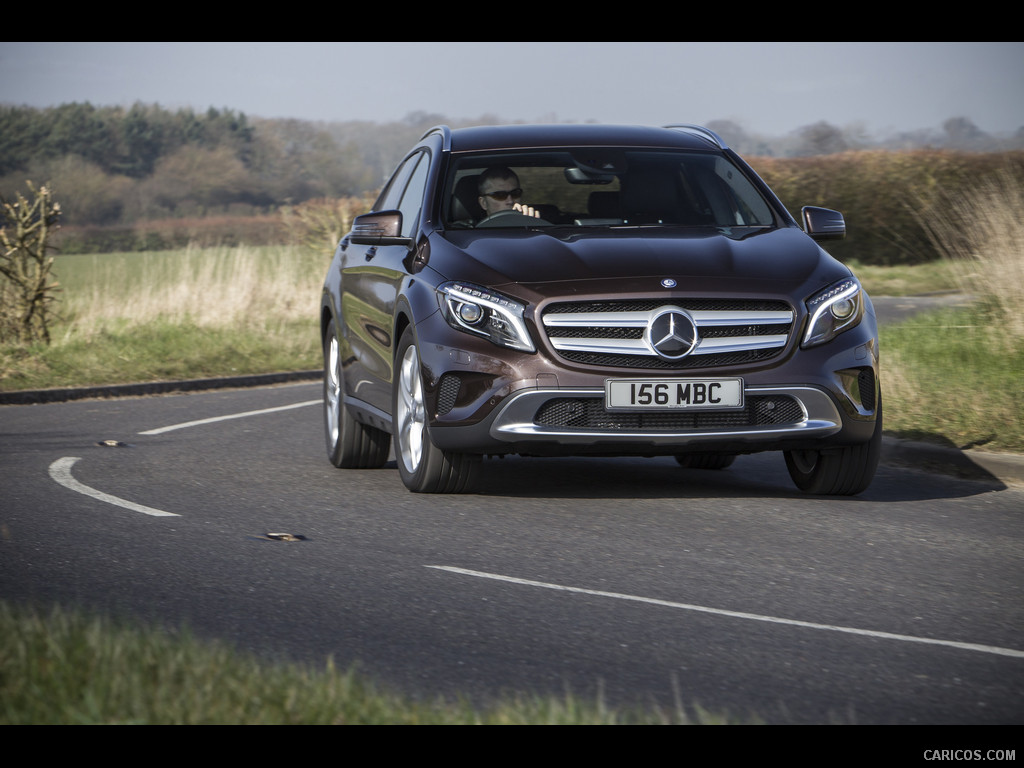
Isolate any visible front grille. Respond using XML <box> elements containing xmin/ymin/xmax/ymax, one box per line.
<box><xmin>542</xmin><ymin>298</ymin><xmax>794</xmax><ymax>369</ymax></box>
<box><xmin>553</xmin><ymin>348</ymin><xmax>781</xmax><ymax>370</ymax></box>
<box><xmin>534</xmin><ymin>395</ymin><xmax>804</xmax><ymax>431</ymax></box>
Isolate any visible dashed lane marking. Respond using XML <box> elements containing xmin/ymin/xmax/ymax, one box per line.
<box><xmin>48</xmin><ymin>400</ymin><xmax>321</xmax><ymax>517</ymax></box>
<box><xmin>138</xmin><ymin>400</ymin><xmax>321</xmax><ymax>435</ymax></box>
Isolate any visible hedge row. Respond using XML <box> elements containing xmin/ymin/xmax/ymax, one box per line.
<box><xmin>750</xmin><ymin>150</ymin><xmax>1024</xmax><ymax>265</ymax></box>
<box><xmin>55</xmin><ymin>215</ymin><xmax>291</xmax><ymax>254</ymax></box>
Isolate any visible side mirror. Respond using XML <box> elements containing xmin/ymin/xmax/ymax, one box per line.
<box><xmin>350</xmin><ymin>210</ymin><xmax>414</xmax><ymax>248</ymax></box>
<box><xmin>801</xmin><ymin>206</ymin><xmax>846</xmax><ymax>241</ymax></box>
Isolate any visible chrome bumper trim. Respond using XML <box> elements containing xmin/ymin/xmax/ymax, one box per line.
<box><xmin>487</xmin><ymin>385</ymin><xmax>843</xmax><ymax>446</ymax></box>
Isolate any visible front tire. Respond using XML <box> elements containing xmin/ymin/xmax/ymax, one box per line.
<box><xmin>393</xmin><ymin>327</ymin><xmax>480</xmax><ymax>493</ymax></box>
<box><xmin>784</xmin><ymin>398</ymin><xmax>882</xmax><ymax>495</ymax></box>
<box><xmin>323</xmin><ymin>319</ymin><xmax>390</xmax><ymax>468</ymax></box>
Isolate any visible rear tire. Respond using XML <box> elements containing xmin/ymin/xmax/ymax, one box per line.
<box><xmin>323</xmin><ymin>319</ymin><xmax>390</xmax><ymax>468</ymax></box>
<box><xmin>393</xmin><ymin>327</ymin><xmax>480</xmax><ymax>493</ymax></box>
<box><xmin>784</xmin><ymin>397</ymin><xmax>882</xmax><ymax>495</ymax></box>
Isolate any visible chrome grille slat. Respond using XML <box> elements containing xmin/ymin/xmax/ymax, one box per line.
<box><xmin>543</xmin><ymin>309</ymin><xmax>794</xmax><ymax>328</ymax></box>
<box><xmin>549</xmin><ymin>334</ymin><xmax>789</xmax><ymax>355</ymax></box>
<box><xmin>541</xmin><ymin>299</ymin><xmax>794</xmax><ymax>368</ymax></box>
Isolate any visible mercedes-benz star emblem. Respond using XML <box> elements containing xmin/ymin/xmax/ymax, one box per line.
<box><xmin>645</xmin><ymin>308</ymin><xmax>699</xmax><ymax>360</ymax></box>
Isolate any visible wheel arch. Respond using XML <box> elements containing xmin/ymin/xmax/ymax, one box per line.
<box><xmin>393</xmin><ymin>309</ymin><xmax>412</xmax><ymax>362</ymax></box>
<box><xmin>320</xmin><ymin>288</ymin><xmax>338</xmax><ymax>344</ymax></box>
<box><xmin>392</xmin><ymin>279</ymin><xmax>436</xmax><ymax>361</ymax></box>
<box><xmin>321</xmin><ymin>305</ymin><xmax>334</xmax><ymax>343</ymax></box>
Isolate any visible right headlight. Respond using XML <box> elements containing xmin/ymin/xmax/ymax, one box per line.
<box><xmin>437</xmin><ymin>281</ymin><xmax>536</xmax><ymax>353</ymax></box>
<box><xmin>802</xmin><ymin>277</ymin><xmax>864</xmax><ymax>348</ymax></box>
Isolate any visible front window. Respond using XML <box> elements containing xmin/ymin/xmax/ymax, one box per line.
<box><xmin>443</xmin><ymin>149</ymin><xmax>777</xmax><ymax>230</ymax></box>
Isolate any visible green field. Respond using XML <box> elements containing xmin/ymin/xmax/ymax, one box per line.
<box><xmin>1</xmin><ymin>245</ymin><xmax>324</xmax><ymax>391</ymax></box>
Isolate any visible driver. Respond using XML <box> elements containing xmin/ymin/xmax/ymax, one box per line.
<box><xmin>477</xmin><ymin>166</ymin><xmax>540</xmax><ymax>220</ymax></box>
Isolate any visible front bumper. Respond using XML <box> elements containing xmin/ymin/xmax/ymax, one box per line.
<box><xmin>416</xmin><ymin>311</ymin><xmax>879</xmax><ymax>458</ymax></box>
<box><xmin>429</xmin><ymin>382</ymin><xmax>870</xmax><ymax>456</ymax></box>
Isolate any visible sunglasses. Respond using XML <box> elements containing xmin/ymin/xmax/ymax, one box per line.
<box><xmin>481</xmin><ymin>188</ymin><xmax>523</xmax><ymax>201</ymax></box>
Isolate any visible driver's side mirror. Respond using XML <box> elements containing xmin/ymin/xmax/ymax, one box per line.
<box><xmin>350</xmin><ymin>210</ymin><xmax>414</xmax><ymax>248</ymax></box>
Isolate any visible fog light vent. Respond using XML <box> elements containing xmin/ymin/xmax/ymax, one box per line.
<box><xmin>437</xmin><ymin>374</ymin><xmax>461</xmax><ymax>415</ymax></box>
<box><xmin>858</xmin><ymin>368</ymin><xmax>876</xmax><ymax>411</ymax></box>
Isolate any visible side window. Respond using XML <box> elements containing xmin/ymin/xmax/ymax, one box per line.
<box><xmin>397</xmin><ymin>152</ymin><xmax>430</xmax><ymax>237</ymax></box>
<box><xmin>376</xmin><ymin>155</ymin><xmax>417</xmax><ymax>212</ymax></box>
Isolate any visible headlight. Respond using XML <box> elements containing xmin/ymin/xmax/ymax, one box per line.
<box><xmin>802</xmin><ymin>277</ymin><xmax>864</xmax><ymax>348</ymax></box>
<box><xmin>438</xmin><ymin>282</ymin><xmax>536</xmax><ymax>352</ymax></box>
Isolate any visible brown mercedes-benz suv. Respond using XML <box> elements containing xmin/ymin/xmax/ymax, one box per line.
<box><xmin>320</xmin><ymin>124</ymin><xmax>881</xmax><ymax>494</ymax></box>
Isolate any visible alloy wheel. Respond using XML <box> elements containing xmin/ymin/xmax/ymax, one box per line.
<box><xmin>396</xmin><ymin>343</ymin><xmax>426</xmax><ymax>473</ymax></box>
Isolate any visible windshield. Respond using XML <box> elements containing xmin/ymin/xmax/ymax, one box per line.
<box><xmin>443</xmin><ymin>149</ymin><xmax>777</xmax><ymax>230</ymax></box>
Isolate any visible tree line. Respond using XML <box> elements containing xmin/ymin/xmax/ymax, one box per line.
<box><xmin>0</xmin><ymin>102</ymin><xmax>402</xmax><ymax>226</ymax></box>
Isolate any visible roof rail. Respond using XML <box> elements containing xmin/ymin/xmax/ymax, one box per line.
<box><xmin>663</xmin><ymin>124</ymin><xmax>728</xmax><ymax>149</ymax></box>
<box><xmin>420</xmin><ymin>124</ymin><xmax>452</xmax><ymax>151</ymax></box>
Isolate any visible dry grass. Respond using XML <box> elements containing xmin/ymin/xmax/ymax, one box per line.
<box><xmin>919</xmin><ymin>169</ymin><xmax>1024</xmax><ymax>339</ymax></box>
<box><xmin>0</xmin><ymin>245</ymin><xmax>325</xmax><ymax>391</ymax></box>
<box><xmin>59</xmin><ymin>244</ymin><xmax>323</xmax><ymax>336</ymax></box>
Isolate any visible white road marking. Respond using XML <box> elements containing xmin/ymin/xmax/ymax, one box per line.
<box><xmin>427</xmin><ymin>566</ymin><xmax>1024</xmax><ymax>660</ymax></box>
<box><xmin>49</xmin><ymin>457</ymin><xmax>180</xmax><ymax>517</ymax></box>
<box><xmin>47</xmin><ymin>399</ymin><xmax>321</xmax><ymax>517</ymax></box>
<box><xmin>138</xmin><ymin>400</ymin><xmax>320</xmax><ymax>435</ymax></box>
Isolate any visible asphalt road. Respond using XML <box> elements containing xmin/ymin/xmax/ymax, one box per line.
<box><xmin>2</xmin><ymin>379</ymin><xmax>1021</xmax><ymax>724</ymax></box>
<box><xmin>871</xmin><ymin>292</ymin><xmax>977</xmax><ymax>324</ymax></box>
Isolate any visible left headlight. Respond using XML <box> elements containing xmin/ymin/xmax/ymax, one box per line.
<box><xmin>802</xmin><ymin>277</ymin><xmax>864</xmax><ymax>348</ymax></box>
<box><xmin>438</xmin><ymin>281</ymin><xmax>536</xmax><ymax>353</ymax></box>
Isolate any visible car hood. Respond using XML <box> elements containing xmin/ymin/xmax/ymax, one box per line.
<box><xmin>434</xmin><ymin>225</ymin><xmax>847</xmax><ymax>300</ymax></box>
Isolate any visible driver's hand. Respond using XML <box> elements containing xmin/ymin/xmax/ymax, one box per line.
<box><xmin>513</xmin><ymin>203</ymin><xmax>541</xmax><ymax>218</ymax></box>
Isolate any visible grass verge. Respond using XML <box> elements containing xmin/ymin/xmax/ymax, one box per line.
<box><xmin>880</xmin><ymin>168</ymin><xmax>1024</xmax><ymax>453</ymax></box>
<box><xmin>0</xmin><ymin>601</ymin><xmax>727</xmax><ymax>725</ymax></box>
<box><xmin>880</xmin><ymin>305</ymin><xmax>1024</xmax><ymax>453</ymax></box>
<box><xmin>1</xmin><ymin>319</ymin><xmax>317</xmax><ymax>391</ymax></box>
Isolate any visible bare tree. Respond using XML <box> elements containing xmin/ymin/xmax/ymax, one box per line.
<box><xmin>0</xmin><ymin>182</ymin><xmax>62</xmax><ymax>344</ymax></box>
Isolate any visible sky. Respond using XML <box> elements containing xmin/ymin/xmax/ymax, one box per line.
<box><xmin>2</xmin><ymin>42</ymin><xmax>1022</xmax><ymax>138</ymax></box>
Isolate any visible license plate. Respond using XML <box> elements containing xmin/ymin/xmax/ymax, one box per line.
<box><xmin>605</xmin><ymin>378</ymin><xmax>744</xmax><ymax>410</ymax></box>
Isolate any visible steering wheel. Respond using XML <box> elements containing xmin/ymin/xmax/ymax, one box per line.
<box><xmin>476</xmin><ymin>209</ymin><xmax>551</xmax><ymax>228</ymax></box>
